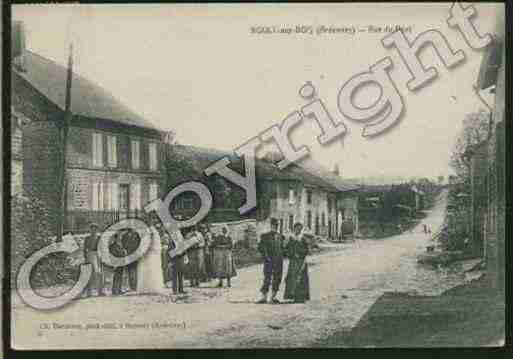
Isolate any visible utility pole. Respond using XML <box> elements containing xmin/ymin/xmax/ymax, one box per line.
<box><xmin>57</xmin><ymin>44</ymin><xmax>73</xmax><ymax>242</ymax></box>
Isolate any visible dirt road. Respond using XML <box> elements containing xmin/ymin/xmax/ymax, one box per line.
<box><xmin>12</xmin><ymin>190</ymin><xmax>465</xmax><ymax>349</ymax></box>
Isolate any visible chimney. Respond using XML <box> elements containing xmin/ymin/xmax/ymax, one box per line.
<box><xmin>163</xmin><ymin>130</ymin><xmax>177</xmax><ymax>145</ymax></box>
<box><xmin>12</xmin><ymin>21</ymin><xmax>27</xmax><ymax>72</ymax></box>
<box><xmin>264</xmin><ymin>151</ymin><xmax>283</xmax><ymax>164</ymax></box>
<box><xmin>332</xmin><ymin>164</ymin><xmax>340</xmax><ymax>177</ymax></box>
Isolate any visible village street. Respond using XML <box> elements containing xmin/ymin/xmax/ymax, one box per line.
<box><xmin>12</xmin><ymin>190</ymin><xmax>469</xmax><ymax>349</ymax></box>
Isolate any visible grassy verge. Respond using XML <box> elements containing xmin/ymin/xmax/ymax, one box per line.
<box><xmin>315</xmin><ymin>276</ymin><xmax>504</xmax><ymax>347</ymax></box>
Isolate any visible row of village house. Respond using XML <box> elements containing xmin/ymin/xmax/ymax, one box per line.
<box><xmin>466</xmin><ymin>12</ymin><xmax>505</xmax><ymax>292</ymax></box>
<box><xmin>11</xmin><ymin>21</ymin><xmax>360</xmax><ymax>242</ymax></box>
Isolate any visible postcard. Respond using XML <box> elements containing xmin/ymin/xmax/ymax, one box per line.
<box><xmin>7</xmin><ymin>2</ymin><xmax>505</xmax><ymax>350</ymax></box>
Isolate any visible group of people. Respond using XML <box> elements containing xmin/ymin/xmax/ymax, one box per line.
<box><xmin>159</xmin><ymin>223</ymin><xmax>237</xmax><ymax>294</ymax></box>
<box><xmin>81</xmin><ymin>222</ymin><xmax>143</xmax><ymax>297</ymax></box>
<box><xmin>80</xmin><ymin>220</ymin><xmax>238</xmax><ymax>297</ymax></box>
<box><xmin>79</xmin><ymin>216</ymin><xmax>311</xmax><ymax>304</ymax></box>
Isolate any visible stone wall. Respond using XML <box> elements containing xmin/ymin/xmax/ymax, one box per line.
<box><xmin>13</xmin><ymin>70</ymin><xmax>63</xmax><ymax>233</ymax></box>
<box><xmin>210</xmin><ymin>219</ymin><xmax>258</xmax><ymax>247</ymax></box>
<box><xmin>11</xmin><ymin>161</ymin><xmax>23</xmax><ymax>196</ymax></box>
<box><xmin>22</xmin><ymin>120</ymin><xmax>62</xmax><ymax>233</ymax></box>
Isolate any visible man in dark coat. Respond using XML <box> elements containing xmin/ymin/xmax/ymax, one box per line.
<box><xmin>110</xmin><ymin>232</ymin><xmax>127</xmax><ymax>296</ymax></box>
<box><xmin>121</xmin><ymin>228</ymin><xmax>140</xmax><ymax>291</ymax></box>
<box><xmin>83</xmin><ymin>222</ymin><xmax>104</xmax><ymax>297</ymax></box>
<box><xmin>169</xmin><ymin>237</ymin><xmax>187</xmax><ymax>294</ymax></box>
<box><xmin>257</xmin><ymin>218</ymin><xmax>286</xmax><ymax>303</ymax></box>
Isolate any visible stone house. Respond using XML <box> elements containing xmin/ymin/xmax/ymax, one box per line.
<box><xmin>475</xmin><ymin>12</ymin><xmax>505</xmax><ymax>291</ymax></box>
<box><xmin>11</xmin><ymin>22</ymin><xmax>165</xmax><ymax>233</ymax></box>
<box><xmin>298</xmin><ymin>162</ymin><xmax>360</xmax><ymax>239</ymax></box>
<box><xmin>10</xmin><ymin>108</ymin><xmax>30</xmax><ymax>196</ymax></box>
<box><xmin>165</xmin><ymin>145</ymin><xmax>359</xmax><ymax>242</ymax></box>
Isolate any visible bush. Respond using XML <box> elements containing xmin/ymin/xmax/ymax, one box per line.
<box><xmin>11</xmin><ymin>194</ymin><xmax>79</xmax><ymax>289</ymax></box>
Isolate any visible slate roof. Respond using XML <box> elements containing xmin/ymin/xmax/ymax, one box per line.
<box><xmin>298</xmin><ymin>161</ymin><xmax>360</xmax><ymax>192</ymax></box>
<box><xmin>13</xmin><ymin>50</ymin><xmax>158</xmax><ymax>131</ymax></box>
<box><xmin>169</xmin><ymin>145</ymin><xmax>358</xmax><ymax>193</ymax></box>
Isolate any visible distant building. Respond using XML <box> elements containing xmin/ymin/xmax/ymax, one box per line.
<box><xmin>410</xmin><ymin>185</ymin><xmax>425</xmax><ymax>212</ymax></box>
<box><xmin>165</xmin><ymin>145</ymin><xmax>359</xmax><ymax>241</ymax></box>
<box><xmin>11</xmin><ymin>21</ymin><xmax>165</xmax><ymax>233</ymax></box>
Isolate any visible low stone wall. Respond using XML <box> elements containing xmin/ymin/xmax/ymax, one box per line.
<box><xmin>210</xmin><ymin>219</ymin><xmax>258</xmax><ymax>248</ymax></box>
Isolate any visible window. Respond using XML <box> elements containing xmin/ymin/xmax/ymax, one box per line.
<box><xmin>131</xmin><ymin>182</ymin><xmax>141</xmax><ymax>210</ymax></box>
<box><xmin>322</xmin><ymin>212</ymin><xmax>326</xmax><ymax>227</ymax></box>
<box><xmin>328</xmin><ymin>198</ymin><xmax>332</xmax><ymax>213</ymax></box>
<box><xmin>307</xmin><ymin>210</ymin><xmax>312</xmax><ymax>229</ymax></box>
<box><xmin>92</xmin><ymin>133</ymin><xmax>103</xmax><ymax>167</ymax></box>
<box><xmin>182</xmin><ymin>198</ymin><xmax>194</xmax><ymax>210</ymax></box>
<box><xmin>307</xmin><ymin>190</ymin><xmax>312</xmax><ymax>204</ymax></box>
<box><xmin>107</xmin><ymin>135</ymin><xmax>117</xmax><ymax>167</ymax></box>
<box><xmin>119</xmin><ymin>184</ymin><xmax>130</xmax><ymax>211</ymax></box>
<box><xmin>288</xmin><ymin>188</ymin><xmax>295</xmax><ymax>204</ymax></box>
<box><xmin>149</xmin><ymin>143</ymin><xmax>157</xmax><ymax>171</ymax></box>
<box><xmin>104</xmin><ymin>182</ymin><xmax>118</xmax><ymax>210</ymax></box>
<box><xmin>91</xmin><ymin>181</ymin><xmax>104</xmax><ymax>210</ymax></box>
<box><xmin>175</xmin><ymin>197</ymin><xmax>194</xmax><ymax>210</ymax></box>
<box><xmin>288</xmin><ymin>214</ymin><xmax>294</xmax><ymax>231</ymax></box>
<box><xmin>149</xmin><ymin>182</ymin><xmax>159</xmax><ymax>202</ymax></box>
<box><xmin>131</xmin><ymin>140</ymin><xmax>140</xmax><ymax>169</ymax></box>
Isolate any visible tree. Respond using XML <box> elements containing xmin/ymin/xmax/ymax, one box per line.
<box><xmin>449</xmin><ymin>110</ymin><xmax>490</xmax><ymax>182</ymax></box>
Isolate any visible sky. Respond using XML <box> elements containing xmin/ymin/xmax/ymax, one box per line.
<box><xmin>13</xmin><ymin>3</ymin><xmax>503</xmax><ymax>180</ymax></box>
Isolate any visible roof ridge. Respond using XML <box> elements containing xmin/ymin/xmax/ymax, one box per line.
<box><xmin>18</xmin><ymin>49</ymin><xmax>159</xmax><ymax>131</ymax></box>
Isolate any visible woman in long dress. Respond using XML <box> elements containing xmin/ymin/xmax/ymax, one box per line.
<box><xmin>184</xmin><ymin>226</ymin><xmax>207</xmax><ymax>287</ymax></box>
<box><xmin>284</xmin><ymin>222</ymin><xmax>310</xmax><ymax>303</ymax></box>
<box><xmin>136</xmin><ymin>223</ymin><xmax>166</xmax><ymax>294</ymax></box>
<box><xmin>212</xmin><ymin>225</ymin><xmax>237</xmax><ymax>288</ymax></box>
<box><xmin>201</xmin><ymin>224</ymin><xmax>214</xmax><ymax>281</ymax></box>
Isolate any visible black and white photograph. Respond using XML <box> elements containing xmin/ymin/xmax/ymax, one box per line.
<box><xmin>6</xmin><ymin>2</ymin><xmax>506</xmax><ymax>350</ymax></box>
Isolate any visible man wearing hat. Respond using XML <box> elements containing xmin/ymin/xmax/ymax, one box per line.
<box><xmin>83</xmin><ymin>222</ymin><xmax>105</xmax><ymax>297</ymax></box>
<box><xmin>256</xmin><ymin>218</ymin><xmax>286</xmax><ymax>303</ymax></box>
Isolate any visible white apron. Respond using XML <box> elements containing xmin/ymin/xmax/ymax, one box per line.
<box><xmin>136</xmin><ymin>227</ymin><xmax>166</xmax><ymax>294</ymax></box>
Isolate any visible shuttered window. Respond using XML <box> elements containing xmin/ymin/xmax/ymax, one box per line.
<box><xmin>111</xmin><ymin>182</ymin><xmax>119</xmax><ymax>210</ymax></box>
<box><xmin>149</xmin><ymin>143</ymin><xmax>157</xmax><ymax>171</ymax></box>
<box><xmin>288</xmin><ymin>188</ymin><xmax>295</xmax><ymax>204</ymax></box>
<box><xmin>149</xmin><ymin>182</ymin><xmax>159</xmax><ymax>202</ymax></box>
<box><xmin>131</xmin><ymin>182</ymin><xmax>141</xmax><ymax>210</ymax></box>
<box><xmin>92</xmin><ymin>133</ymin><xmax>103</xmax><ymax>167</ymax></box>
<box><xmin>91</xmin><ymin>181</ymin><xmax>104</xmax><ymax>210</ymax></box>
<box><xmin>105</xmin><ymin>182</ymin><xmax>112</xmax><ymax>210</ymax></box>
<box><xmin>107</xmin><ymin>135</ymin><xmax>117</xmax><ymax>167</ymax></box>
<box><xmin>105</xmin><ymin>182</ymin><xmax>119</xmax><ymax>211</ymax></box>
<box><xmin>131</xmin><ymin>140</ymin><xmax>140</xmax><ymax>169</ymax></box>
